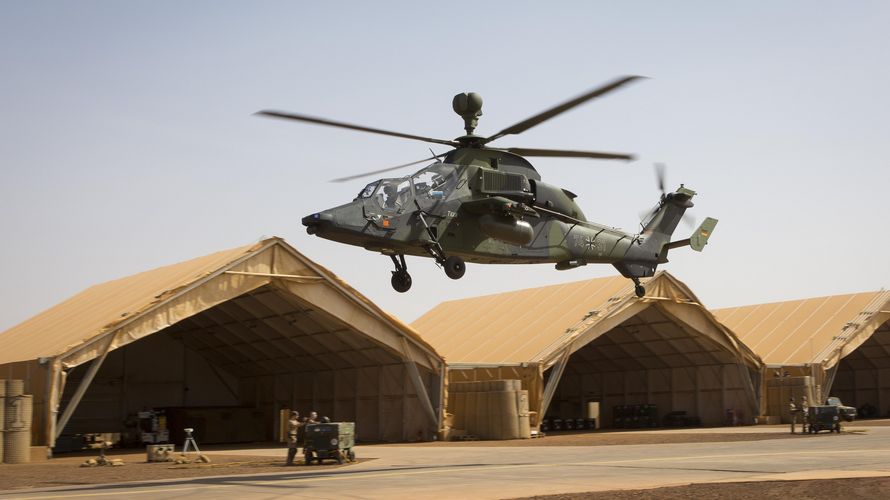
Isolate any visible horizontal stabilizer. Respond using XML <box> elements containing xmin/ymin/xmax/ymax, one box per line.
<box><xmin>690</xmin><ymin>217</ymin><xmax>718</xmax><ymax>251</ymax></box>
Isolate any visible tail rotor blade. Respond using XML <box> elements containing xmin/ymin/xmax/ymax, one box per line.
<box><xmin>654</xmin><ymin>162</ymin><xmax>666</xmax><ymax>196</ymax></box>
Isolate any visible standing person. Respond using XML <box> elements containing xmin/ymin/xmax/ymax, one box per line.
<box><xmin>789</xmin><ymin>397</ymin><xmax>798</xmax><ymax>434</ymax></box>
<box><xmin>285</xmin><ymin>411</ymin><xmax>302</xmax><ymax>466</ymax></box>
<box><xmin>801</xmin><ymin>395</ymin><xmax>810</xmax><ymax>433</ymax></box>
<box><xmin>307</xmin><ymin>411</ymin><xmax>319</xmax><ymax>425</ymax></box>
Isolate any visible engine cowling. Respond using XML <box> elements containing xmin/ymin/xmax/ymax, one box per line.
<box><xmin>478</xmin><ymin>214</ymin><xmax>534</xmax><ymax>246</ymax></box>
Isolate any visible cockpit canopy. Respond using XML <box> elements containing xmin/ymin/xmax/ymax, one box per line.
<box><xmin>356</xmin><ymin>163</ymin><xmax>459</xmax><ymax>212</ymax></box>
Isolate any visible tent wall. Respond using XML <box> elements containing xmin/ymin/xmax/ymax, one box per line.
<box><xmin>57</xmin><ymin>327</ymin><xmax>439</xmax><ymax>444</ymax></box>
<box><xmin>830</xmin><ymin>320</ymin><xmax>890</xmax><ymax>417</ymax></box>
<box><xmin>59</xmin><ymin>330</ymin><xmax>240</xmax><ymax>437</ymax></box>
<box><xmin>545</xmin><ymin>304</ymin><xmax>760</xmax><ymax>428</ymax></box>
<box><xmin>550</xmin><ymin>364</ymin><xmax>754</xmax><ymax>427</ymax></box>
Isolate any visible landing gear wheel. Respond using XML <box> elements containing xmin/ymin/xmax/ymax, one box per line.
<box><xmin>389</xmin><ymin>254</ymin><xmax>412</xmax><ymax>292</ymax></box>
<box><xmin>444</xmin><ymin>256</ymin><xmax>466</xmax><ymax>280</ymax></box>
<box><xmin>391</xmin><ymin>272</ymin><xmax>412</xmax><ymax>293</ymax></box>
<box><xmin>634</xmin><ymin>284</ymin><xmax>645</xmax><ymax>298</ymax></box>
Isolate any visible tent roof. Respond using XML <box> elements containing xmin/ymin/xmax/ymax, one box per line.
<box><xmin>412</xmin><ymin>272</ymin><xmax>761</xmax><ymax>369</ymax></box>
<box><xmin>713</xmin><ymin>291</ymin><xmax>890</xmax><ymax>367</ymax></box>
<box><xmin>0</xmin><ymin>238</ymin><xmax>441</xmax><ymax>369</ymax></box>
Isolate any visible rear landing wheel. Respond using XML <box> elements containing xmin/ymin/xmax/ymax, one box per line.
<box><xmin>444</xmin><ymin>256</ymin><xmax>466</xmax><ymax>280</ymax></box>
<box><xmin>634</xmin><ymin>284</ymin><xmax>645</xmax><ymax>298</ymax></box>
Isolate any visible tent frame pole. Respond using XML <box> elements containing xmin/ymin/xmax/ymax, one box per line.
<box><xmin>400</xmin><ymin>337</ymin><xmax>439</xmax><ymax>430</ymax></box>
<box><xmin>55</xmin><ymin>336</ymin><xmax>115</xmax><ymax>438</ymax></box>
<box><xmin>540</xmin><ymin>345</ymin><xmax>573</xmax><ymax>421</ymax></box>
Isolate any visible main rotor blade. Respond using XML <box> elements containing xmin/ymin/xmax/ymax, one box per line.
<box><xmin>256</xmin><ymin>110</ymin><xmax>459</xmax><ymax>147</ymax></box>
<box><xmin>505</xmin><ymin>147</ymin><xmax>634</xmax><ymax>161</ymax></box>
<box><xmin>329</xmin><ymin>153</ymin><xmax>447</xmax><ymax>183</ymax></box>
<box><xmin>483</xmin><ymin>75</ymin><xmax>645</xmax><ymax>144</ymax></box>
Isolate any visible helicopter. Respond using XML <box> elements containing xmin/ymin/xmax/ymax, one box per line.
<box><xmin>258</xmin><ymin>75</ymin><xmax>717</xmax><ymax>298</ymax></box>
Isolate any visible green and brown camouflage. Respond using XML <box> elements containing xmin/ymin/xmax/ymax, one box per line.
<box><xmin>262</xmin><ymin>75</ymin><xmax>718</xmax><ymax>295</ymax></box>
<box><xmin>303</xmin><ymin>146</ymin><xmax>717</xmax><ymax>295</ymax></box>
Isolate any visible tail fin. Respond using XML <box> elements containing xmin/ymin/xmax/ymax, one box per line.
<box><xmin>665</xmin><ymin>217</ymin><xmax>719</xmax><ymax>252</ymax></box>
<box><xmin>641</xmin><ymin>185</ymin><xmax>697</xmax><ymax>247</ymax></box>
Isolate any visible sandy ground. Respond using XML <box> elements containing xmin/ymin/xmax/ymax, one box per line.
<box><xmin>0</xmin><ymin>448</ymin><xmax>363</xmax><ymax>491</ymax></box>
<box><xmin>0</xmin><ymin>422</ymin><xmax>884</xmax><ymax>493</ymax></box>
<box><xmin>515</xmin><ymin>477</ymin><xmax>890</xmax><ymax>499</ymax></box>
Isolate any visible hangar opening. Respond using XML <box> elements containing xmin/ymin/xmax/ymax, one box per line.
<box><xmin>0</xmin><ymin>238</ymin><xmax>444</xmax><ymax>456</ymax></box>
<box><xmin>414</xmin><ymin>272</ymin><xmax>762</xmax><ymax>432</ymax></box>
<box><xmin>821</xmin><ymin>292</ymin><xmax>890</xmax><ymax>419</ymax></box>
<box><xmin>549</xmin><ymin>305</ymin><xmax>759</xmax><ymax>428</ymax></box>
<box><xmin>715</xmin><ymin>291</ymin><xmax>890</xmax><ymax>423</ymax></box>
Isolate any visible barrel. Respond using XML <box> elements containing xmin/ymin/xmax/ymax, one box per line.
<box><xmin>4</xmin><ymin>395</ymin><xmax>32</xmax><ymax>464</ymax></box>
<box><xmin>489</xmin><ymin>390</ymin><xmax>520</xmax><ymax>440</ymax></box>
<box><xmin>475</xmin><ymin>390</ymin><xmax>490</xmax><ymax>439</ymax></box>
<box><xmin>5</xmin><ymin>379</ymin><xmax>23</xmax><ymax>397</ymax></box>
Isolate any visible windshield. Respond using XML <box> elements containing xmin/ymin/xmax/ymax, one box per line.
<box><xmin>357</xmin><ymin>181</ymin><xmax>379</xmax><ymax>199</ymax></box>
<box><xmin>412</xmin><ymin>163</ymin><xmax>458</xmax><ymax>199</ymax></box>
<box><xmin>376</xmin><ymin>177</ymin><xmax>412</xmax><ymax>211</ymax></box>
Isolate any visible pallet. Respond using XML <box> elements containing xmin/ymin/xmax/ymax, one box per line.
<box><xmin>452</xmin><ymin>435</ymin><xmax>480</xmax><ymax>441</ymax></box>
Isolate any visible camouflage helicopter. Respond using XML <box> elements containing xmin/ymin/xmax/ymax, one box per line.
<box><xmin>258</xmin><ymin>76</ymin><xmax>717</xmax><ymax>297</ymax></box>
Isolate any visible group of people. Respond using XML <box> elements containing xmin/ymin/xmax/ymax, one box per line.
<box><xmin>789</xmin><ymin>396</ymin><xmax>809</xmax><ymax>433</ymax></box>
<box><xmin>285</xmin><ymin>410</ymin><xmax>330</xmax><ymax>465</ymax></box>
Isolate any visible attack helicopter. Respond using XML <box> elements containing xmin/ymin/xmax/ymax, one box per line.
<box><xmin>257</xmin><ymin>75</ymin><xmax>717</xmax><ymax>297</ymax></box>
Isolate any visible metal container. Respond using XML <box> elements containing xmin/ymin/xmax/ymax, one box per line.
<box><xmin>3</xmin><ymin>395</ymin><xmax>32</xmax><ymax>464</ymax></box>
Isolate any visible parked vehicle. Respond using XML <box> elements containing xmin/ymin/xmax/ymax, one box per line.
<box><xmin>303</xmin><ymin>422</ymin><xmax>356</xmax><ymax>465</ymax></box>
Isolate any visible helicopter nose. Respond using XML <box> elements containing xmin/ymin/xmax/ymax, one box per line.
<box><xmin>302</xmin><ymin>211</ymin><xmax>334</xmax><ymax>235</ymax></box>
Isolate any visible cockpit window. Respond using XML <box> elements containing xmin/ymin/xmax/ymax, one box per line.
<box><xmin>358</xmin><ymin>181</ymin><xmax>379</xmax><ymax>199</ymax></box>
<box><xmin>412</xmin><ymin>163</ymin><xmax>457</xmax><ymax>199</ymax></box>
<box><xmin>378</xmin><ymin>178</ymin><xmax>412</xmax><ymax>211</ymax></box>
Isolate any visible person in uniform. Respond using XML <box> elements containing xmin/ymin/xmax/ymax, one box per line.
<box><xmin>801</xmin><ymin>395</ymin><xmax>810</xmax><ymax>433</ymax></box>
<box><xmin>789</xmin><ymin>397</ymin><xmax>798</xmax><ymax>434</ymax></box>
<box><xmin>307</xmin><ymin>411</ymin><xmax>319</xmax><ymax>424</ymax></box>
<box><xmin>285</xmin><ymin>411</ymin><xmax>302</xmax><ymax>465</ymax></box>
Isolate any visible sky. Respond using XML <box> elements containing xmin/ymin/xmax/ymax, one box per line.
<box><xmin>1</xmin><ymin>1</ymin><xmax>888</xmax><ymax>332</ymax></box>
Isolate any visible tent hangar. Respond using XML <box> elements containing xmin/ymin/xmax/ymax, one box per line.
<box><xmin>715</xmin><ymin>290</ymin><xmax>890</xmax><ymax>419</ymax></box>
<box><xmin>413</xmin><ymin>272</ymin><xmax>763</xmax><ymax>429</ymax></box>
<box><xmin>0</xmin><ymin>238</ymin><xmax>445</xmax><ymax>455</ymax></box>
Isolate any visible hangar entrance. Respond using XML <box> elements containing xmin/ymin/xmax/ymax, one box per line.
<box><xmin>58</xmin><ymin>283</ymin><xmax>440</xmax><ymax>447</ymax></box>
<box><xmin>830</xmin><ymin>320</ymin><xmax>890</xmax><ymax>419</ymax></box>
<box><xmin>544</xmin><ymin>305</ymin><xmax>760</xmax><ymax>429</ymax></box>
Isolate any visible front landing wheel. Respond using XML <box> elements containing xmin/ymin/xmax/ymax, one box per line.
<box><xmin>444</xmin><ymin>256</ymin><xmax>466</xmax><ymax>280</ymax></box>
<box><xmin>634</xmin><ymin>284</ymin><xmax>646</xmax><ymax>298</ymax></box>
<box><xmin>391</xmin><ymin>272</ymin><xmax>412</xmax><ymax>293</ymax></box>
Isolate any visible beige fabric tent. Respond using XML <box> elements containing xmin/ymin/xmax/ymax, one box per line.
<box><xmin>413</xmin><ymin>272</ymin><xmax>762</xmax><ymax>428</ymax></box>
<box><xmin>714</xmin><ymin>291</ymin><xmax>890</xmax><ymax>415</ymax></box>
<box><xmin>0</xmin><ymin>238</ymin><xmax>445</xmax><ymax>453</ymax></box>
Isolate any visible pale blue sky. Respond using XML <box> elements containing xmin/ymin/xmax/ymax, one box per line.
<box><xmin>1</xmin><ymin>1</ymin><xmax>888</xmax><ymax>331</ymax></box>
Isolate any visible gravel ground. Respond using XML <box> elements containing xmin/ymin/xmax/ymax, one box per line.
<box><xmin>515</xmin><ymin>477</ymin><xmax>890</xmax><ymax>499</ymax></box>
